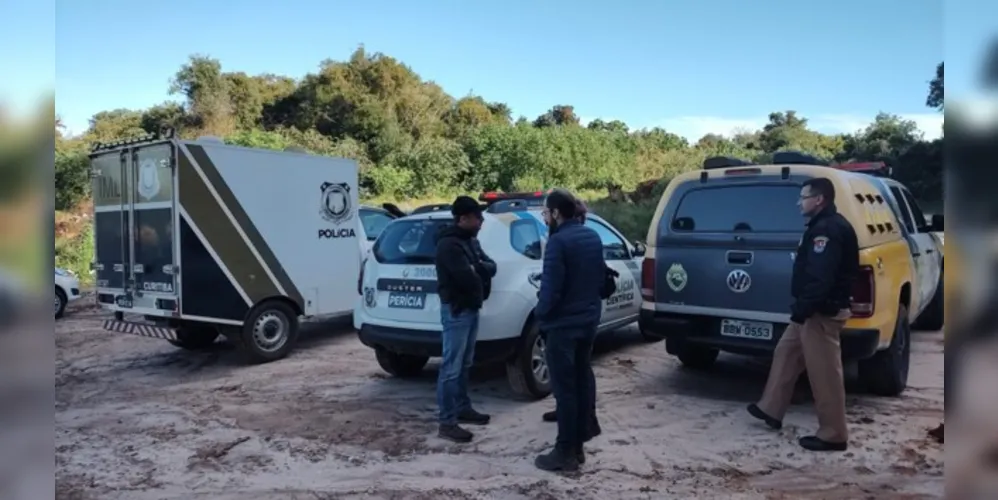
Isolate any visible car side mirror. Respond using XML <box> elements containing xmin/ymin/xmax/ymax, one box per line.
<box><xmin>930</xmin><ymin>213</ymin><xmax>944</xmax><ymax>232</ymax></box>
<box><xmin>632</xmin><ymin>241</ymin><xmax>646</xmax><ymax>257</ymax></box>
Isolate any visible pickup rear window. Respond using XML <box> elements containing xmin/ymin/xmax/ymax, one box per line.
<box><xmin>672</xmin><ymin>185</ymin><xmax>804</xmax><ymax>233</ymax></box>
<box><xmin>373</xmin><ymin>218</ymin><xmax>452</xmax><ymax>265</ymax></box>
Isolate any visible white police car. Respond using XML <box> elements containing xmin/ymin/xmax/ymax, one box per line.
<box><xmin>55</xmin><ymin>267</ymin><xmax>82</xmax><ymax>319</ymax></box>
<box><xmin>354</xmin><ymin>192</ymin><xmax>651</xmax><ymax>399</ymax></box>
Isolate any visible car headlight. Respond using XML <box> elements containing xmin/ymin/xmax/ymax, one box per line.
<box><xmin>55</xmin><ymin>268</ymin><xmax>69</xmax><ymax>277</ymax></box>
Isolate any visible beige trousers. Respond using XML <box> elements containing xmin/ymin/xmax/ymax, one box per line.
<box><xmin>757</xmin><ymin>309</ymin><xmax>851</xmax><ymax>443</ymax></box>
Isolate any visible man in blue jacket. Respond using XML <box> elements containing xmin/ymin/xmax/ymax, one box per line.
<box><xmin>533</xmin><ymin>189</ymin><xmax>607</xmax><ymax>472</ymax></box>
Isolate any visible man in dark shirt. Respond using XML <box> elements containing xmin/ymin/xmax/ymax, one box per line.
<box><xmin>434</xmin><ymin>196</ymin><xmax>497</xmax><ymax>443</ymax></box>
<box><xmin>533</xmin><ymin>189</ymin><xmax>607</xmax><ymax>472</ymax></box>
<box><xmin>747</xmin><ymin>177</ymin><xmax>859</xmax><ymax>452</ymax></box>
<box><xmin>540</xmin><ymin>199</ymin><xmax>603</xmax><ymax>442</ymax></box>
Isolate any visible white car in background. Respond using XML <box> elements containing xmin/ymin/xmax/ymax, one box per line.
<box><xmin>354</xmin><ymin>192</ymin><xmax>651</xmax><ymax>399</ymax></box>
<box><xmin>55</xmin><ymin>267</ymin><xmax>81</xmax><ymax>319</ymax></box>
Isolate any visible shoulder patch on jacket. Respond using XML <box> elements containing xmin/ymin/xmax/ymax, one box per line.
<box><xmin>812</xmin><ymin>235</ymin><xmax>829</xmax><ymax>254</ymax></box>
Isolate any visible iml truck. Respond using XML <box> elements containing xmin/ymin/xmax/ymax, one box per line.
<box><xmin>89</xmin><ymin>130</ymin><xmax>362</xmax><ymax>363</ymax></box>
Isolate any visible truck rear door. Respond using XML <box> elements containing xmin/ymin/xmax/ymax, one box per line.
<box><xmin>92</xmin><ymin>142</ymin><xmax>179</xmax><ymax>313</ymax></box>
<box><xmin>654</xmin><ymin>176</ymin><xmax>806</xmax><ymax>343</ymax></box>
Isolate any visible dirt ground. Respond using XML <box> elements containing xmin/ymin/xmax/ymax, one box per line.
<box><xmin>56</xmin><ymin>298</ymin><xmax>944</xmax><ymax>500</ymax></box>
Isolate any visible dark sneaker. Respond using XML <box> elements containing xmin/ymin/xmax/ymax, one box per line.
<box><xmin>438</xmin><ymin>424</ymin><xmax>473</xmax><ymax>443</ymax></box>
<box><xmin>747</xmin><ymin>404</ymin><xmax>783</xmax><ymax>430</ymax></box>
<box><xmin>458</xmin><ymin>409</ymin><xmax>491</xmax><ymax>425</ymax></box>
<box><xmin>584</xmin><ymin>418</ymin><xmax>602</xmax><ymax>441</ymax></box>
<box><xmin>798</xmin><ymin>435</ymin><xmax>847</xmax><ymax>452</ymax></box>
<box><xmin>542</xmin><ymin>410</ymin><xmax>557</xmax><ymax>422</ymax></box>
<box><xmin>577</xmin><ymin>445</ymin><xmax>586</xmax><ymax>464</ymax></box>
<box><xmin>534</xmin><ymin>447</ymin><xmax>580</xmax><ymax>472</ymax></box>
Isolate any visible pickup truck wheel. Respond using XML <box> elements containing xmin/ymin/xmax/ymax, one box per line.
<box><xmin>859</xmin><ymin>303</ymin><xmax>911</xmax><ymax>396</ymax></box>
<box><xmin>506</xmin><ymin>320</ymin><xmax>552</xmax><ymax>399</ymax></box>
<box><xmin>375</xmin><ymin>348</ymin><xmax>428</xmax><ymax>377</ymax></box>
<box><xmin>168</xmin><ymin>324</ymin><xmax>220</xmax><ymax>350</ymax></box>
<box><xmin>669</xmin><ymin>339</ymin><xmax>719</xmax><ymax>369</ymax></box>
<box><xmin>239</xmin><ymin>300</ymin><xmax>299</xmax><ymax>363</ymax></box>
<box><xmin>54</xmin><ymin>287</ymin><xmax>67</xmax><ymax>319</ymax></box>
<box><xmin>914</xmin><ymin>275</ymin><xmax>944</xmax><ymax>331</ymax></box>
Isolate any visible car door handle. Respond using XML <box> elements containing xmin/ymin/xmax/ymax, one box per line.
<box><xmin>925</xmin><ymin>249</ymin><xmax>934</xmax><ymax>254</ymax></box>
<box><xmin>912</xmin><ymin>252</ymin><xmax>921</xmax><ymax>257</ymax></box>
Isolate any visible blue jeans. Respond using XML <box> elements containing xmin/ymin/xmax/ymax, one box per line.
<box><xmin>437</xmin><ymin>305</ymin><xmax>479</xmax><ymax>425</ymax></box>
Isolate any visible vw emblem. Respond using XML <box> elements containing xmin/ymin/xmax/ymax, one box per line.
<box><xmin>726</xmin><ymin>269</ymin><xmax>752</xmax><ymax>293</ymax></box>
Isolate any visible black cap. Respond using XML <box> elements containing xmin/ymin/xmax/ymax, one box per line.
<box><xmin>450</xmin><ymin>195</ymin><xmax>483</xmax><ymax>218</ymax></box>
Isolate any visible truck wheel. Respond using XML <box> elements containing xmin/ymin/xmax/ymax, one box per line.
<box><xmin>54</xmin><ymin>287</ymin><xmax>67</xmax><ymax>319</ymax></box>
<box><xmin>375</xmin><ymin>348</ymin><xmax>428</xmax><ymax>377</ymax></box>
<box><xmin>914</xmin><ymin>274</ymin><xmax>944</xmax><ymax>331</ymax></box>
<box><xmin>669</xmin><ymin>339</ymin><xmax>719</xmax><ymax>369</ymax></box>
<box><xmin>859</xmin><ymin>303</ymin><xmax>911</xmax><ymax>396</ymax></box>
<box><xmin>168</xmin><ymin>324</ymin><xmax>220</xmax><ymax>350</ymax></box>
<box><xmin>238</xmin><ymin>300</ymin><xmax>299</xmax><ymax>363</ymax></box>
<box><xmin>506</xmin><ymin>320</ymin><xmax>552</xmax><ymax>399</ymax></box>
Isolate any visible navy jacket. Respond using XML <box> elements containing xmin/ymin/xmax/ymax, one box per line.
<box><xmin>790</xmin><ymin>204</ymin><xmax>859</xmax><ymax>322</ymax></box>
<box><xmin>536</xmin><ymin>220</ymin><xmax>607</xmax><ymax>330</ymax></box>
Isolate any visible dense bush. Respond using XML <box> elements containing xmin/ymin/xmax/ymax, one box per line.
<box><xmin>54</xmin><ymin>49</ymin><xmax>944</xmax><ymax>246</ymax></box>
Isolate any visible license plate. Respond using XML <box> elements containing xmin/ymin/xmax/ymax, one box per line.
<box><xmin>115</xmin><ymin>295</ymin><xmax>133</xmax><ymax>308</ymax></box>
<box><xmin>387</xmin><ymin>292</ymin><xmax>426</xmax><ymax>310</ymax></box>
<box><xmin>720</xmin><ymin>319</ymin><xmax>773</xmax><ymax>340</ymax></box>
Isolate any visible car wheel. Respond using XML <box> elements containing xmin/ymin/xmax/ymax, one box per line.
<box><xmin>375</xmin><ymin>348</ymin><xmax>429</xmax><ymax>377</ymax></box>
<box><xmin>913</xmin><ymin>274</ymin><xmax>944</xmax><ymax>331</ymax></box>
<box><xmin>54</xmin><ymin>287</ymin><xmax>67</xmax><ymax>319</ymax></box>
<box><xmin>858</xmin><ymin>303</ymin><xmax>911</xmax><ymax>396</ymax></box>
<box><xmin>638</xmin><ymin>324</ymin><xmax>662</xmax><ymax>343</ymax></box>
<box><xmin>506</xmin><ymin>320</ymin><xmax>552</xmax><ymax>399</ymax></box>
<box><xmin>669</xmin><ymin>339</ymin><xmax>719</xmax><ymax>369</ymax></box>
<box><xmin>237</xmin><ymin>300</ymin><xmax>300</xmax><ymax>363</ymax></box>
<box><xmin>168</xmin><ymin>324</ymin><xmax>220</xmax><ymax>350</ymax></box>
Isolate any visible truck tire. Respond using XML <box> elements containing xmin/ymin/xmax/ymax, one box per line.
<box><xmin>168</xmin><ymin>324</ymin><xmax>220</xmax><ymax>350</ymax></box>
<box><xmin>54</xmin><ymin>287</ymin><xmax>67</xmax><ymax>319</ymax></box>
<box><xmin>238</xmin><ymin>300</ymin><xmax>300</xmax><ymax>363</ymax></box>
<box><xmin>506</xmin><ymin>320</ymin><xmax>552</xmax><ymax>399</ymax></box>
<box><xmin>859</xmin><ymin>303</ymin><xmax>911</xmax><ymax>396</ymax></box>
<box><xmin>375</xmin><ymin>348</ymin><xmax>429</xmax><ymax>377</ymax></box>
<box><xmin>668</xmin><ymin>338</ymin><xmax>719</xmax><ymax>369</ymax></box>
<box><xmin>914</xmin><ymin>274</ymin><xmax>944</xmax><ymax>331</ymax></box>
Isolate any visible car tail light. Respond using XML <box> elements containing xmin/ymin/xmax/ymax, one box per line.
<box><xmin>641</xmin><ymin>258</ymin><xmax>656</xmax><ymax>301</ymax></box>
<box><xmin>850</xmin><ymin>265</ymin><xmax>875</xmax><ymax>317</ymax></box>
<box><xmin>357</xmin><ymin>258</ymin><xmax>367</xmax><ymax>296</ymax></box>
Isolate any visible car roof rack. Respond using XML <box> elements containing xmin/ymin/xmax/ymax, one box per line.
<box><xmin>703</xmin><ymin>156</ymin><xmax>754</xmax><ymax>170</ymax></box>
<box><xmin>772</xmin><ymin>151</ymin><xmax>829</xmax><ymax>166</ymax></box>
<box><xmin>410</xmin><ymin>203</ymin><xmax>452</xmax><ymax>215</ymax></box>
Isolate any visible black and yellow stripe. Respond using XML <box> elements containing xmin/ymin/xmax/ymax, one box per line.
<box><xmin>177</xmin><ymin>144</ymin><xmax>305</xmax><ymax>310</ymax></box>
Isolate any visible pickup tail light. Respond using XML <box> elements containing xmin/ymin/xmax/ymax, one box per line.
<box><xmin>641</xmin><ymin>257</ymin><xmax>656</xmax><ymax>301</ymax></box>
<box><xmin>850</xmin><ymin>265</ymin><xmax>875</xmax><ymax>318</ymax></box>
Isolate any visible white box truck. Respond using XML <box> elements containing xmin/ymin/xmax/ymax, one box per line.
<box><xmin>90</xmin><ymin>130</ymin><xmax>361</xmax><ymax>363</ymax></box>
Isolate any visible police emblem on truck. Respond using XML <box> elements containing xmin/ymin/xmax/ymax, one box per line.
<box><xmin>318</xmin><ymin>181</ymin><xmax>357</xmax><ymax>239</ymax></box>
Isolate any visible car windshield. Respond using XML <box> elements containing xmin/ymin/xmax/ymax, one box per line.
<box><xmin>672</xmin><ymin>185</ymin><xmax>804</xmax><ymax>233</ymax></box>
<box><xmin>373</xmin><ymin>218</ymin><xmax>452</xmax><ymax>265</ymax></box>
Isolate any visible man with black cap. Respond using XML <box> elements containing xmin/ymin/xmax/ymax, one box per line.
<box><xmin>434</xmin><ymin>195</ymin><xmax>497</xmax><ymax>443</ymax></box>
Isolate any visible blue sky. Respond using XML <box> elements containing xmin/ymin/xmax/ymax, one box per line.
<box><xmin>42</xmin><ymin>0</ymin><xmax>956</xmax><ymax>140</ymax></box>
